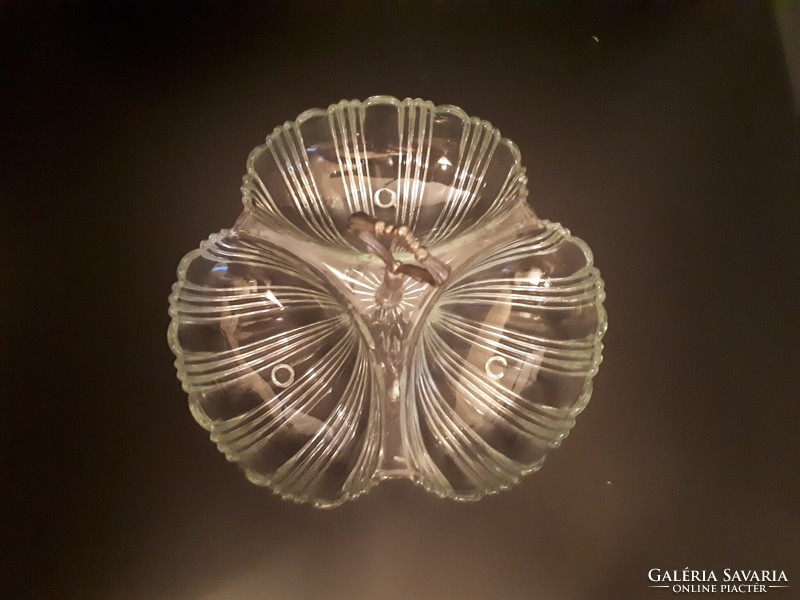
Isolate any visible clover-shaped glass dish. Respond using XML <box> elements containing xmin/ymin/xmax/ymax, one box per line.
<box><xmin>168</xmin><ymin>96</ymin><xmax>607</xmax><ymax>507</ymax></box>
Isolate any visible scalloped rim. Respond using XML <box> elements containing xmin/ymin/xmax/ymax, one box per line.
<box><xmin>243</xmin><ymin>94</ymin><xmax>525</xmax><ymax>202</ymax></box>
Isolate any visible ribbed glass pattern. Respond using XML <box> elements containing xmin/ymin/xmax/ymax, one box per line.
<box><xmin>169</xmin><ymin>96</ymin><xmax>606</xmax><ymax>507</ymax></box>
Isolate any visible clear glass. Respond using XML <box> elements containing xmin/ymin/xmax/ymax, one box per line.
<box><xmin>168</xmin><ymin>96</ymin><xmax>607</xmax><ymax>507</ymax></box>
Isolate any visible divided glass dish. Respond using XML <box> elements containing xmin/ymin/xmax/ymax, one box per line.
<box><xmin>168</xmin><ymin>96</ymin><xmax>607</xmax><ymax>507</ymax></box>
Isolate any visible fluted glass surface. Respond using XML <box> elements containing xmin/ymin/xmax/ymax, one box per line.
<box><xmin>168</xmin><ymin>96</ymin><xmax>606</xmax><ymax>507</ymax></box>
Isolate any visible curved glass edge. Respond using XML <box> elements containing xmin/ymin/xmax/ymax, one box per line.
<box><xmin>239</xmin><ymin>95</ymin><xmax>529</xmax><ymax>251</ymax></box>
<box><xmin>166</xmin><ymin>216</ymin><xmax>607</xmax><ymax>508</ymax></box>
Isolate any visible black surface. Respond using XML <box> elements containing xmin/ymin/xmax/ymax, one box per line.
<box><xmin>3</xmin><ymin>2</ymin><xmax>799</xmax><ymax>599</ymax></box>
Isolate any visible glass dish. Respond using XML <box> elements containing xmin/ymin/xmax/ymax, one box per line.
<box><xmin>168</xmin><ymin>96</ymin><xmax>607</xmax><ymax>507</ymax></box>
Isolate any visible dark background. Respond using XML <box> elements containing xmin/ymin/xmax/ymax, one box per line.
<box><xmin>3</xmin><ymin>2</ymin><xmax>799</xmax><ymax>599</ymax></box>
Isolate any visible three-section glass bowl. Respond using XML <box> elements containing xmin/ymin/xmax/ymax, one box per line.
<box><xmin>168</xmin><ymin>96</ymin><xmax>607</xmax><ymax>507</ymax></box>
